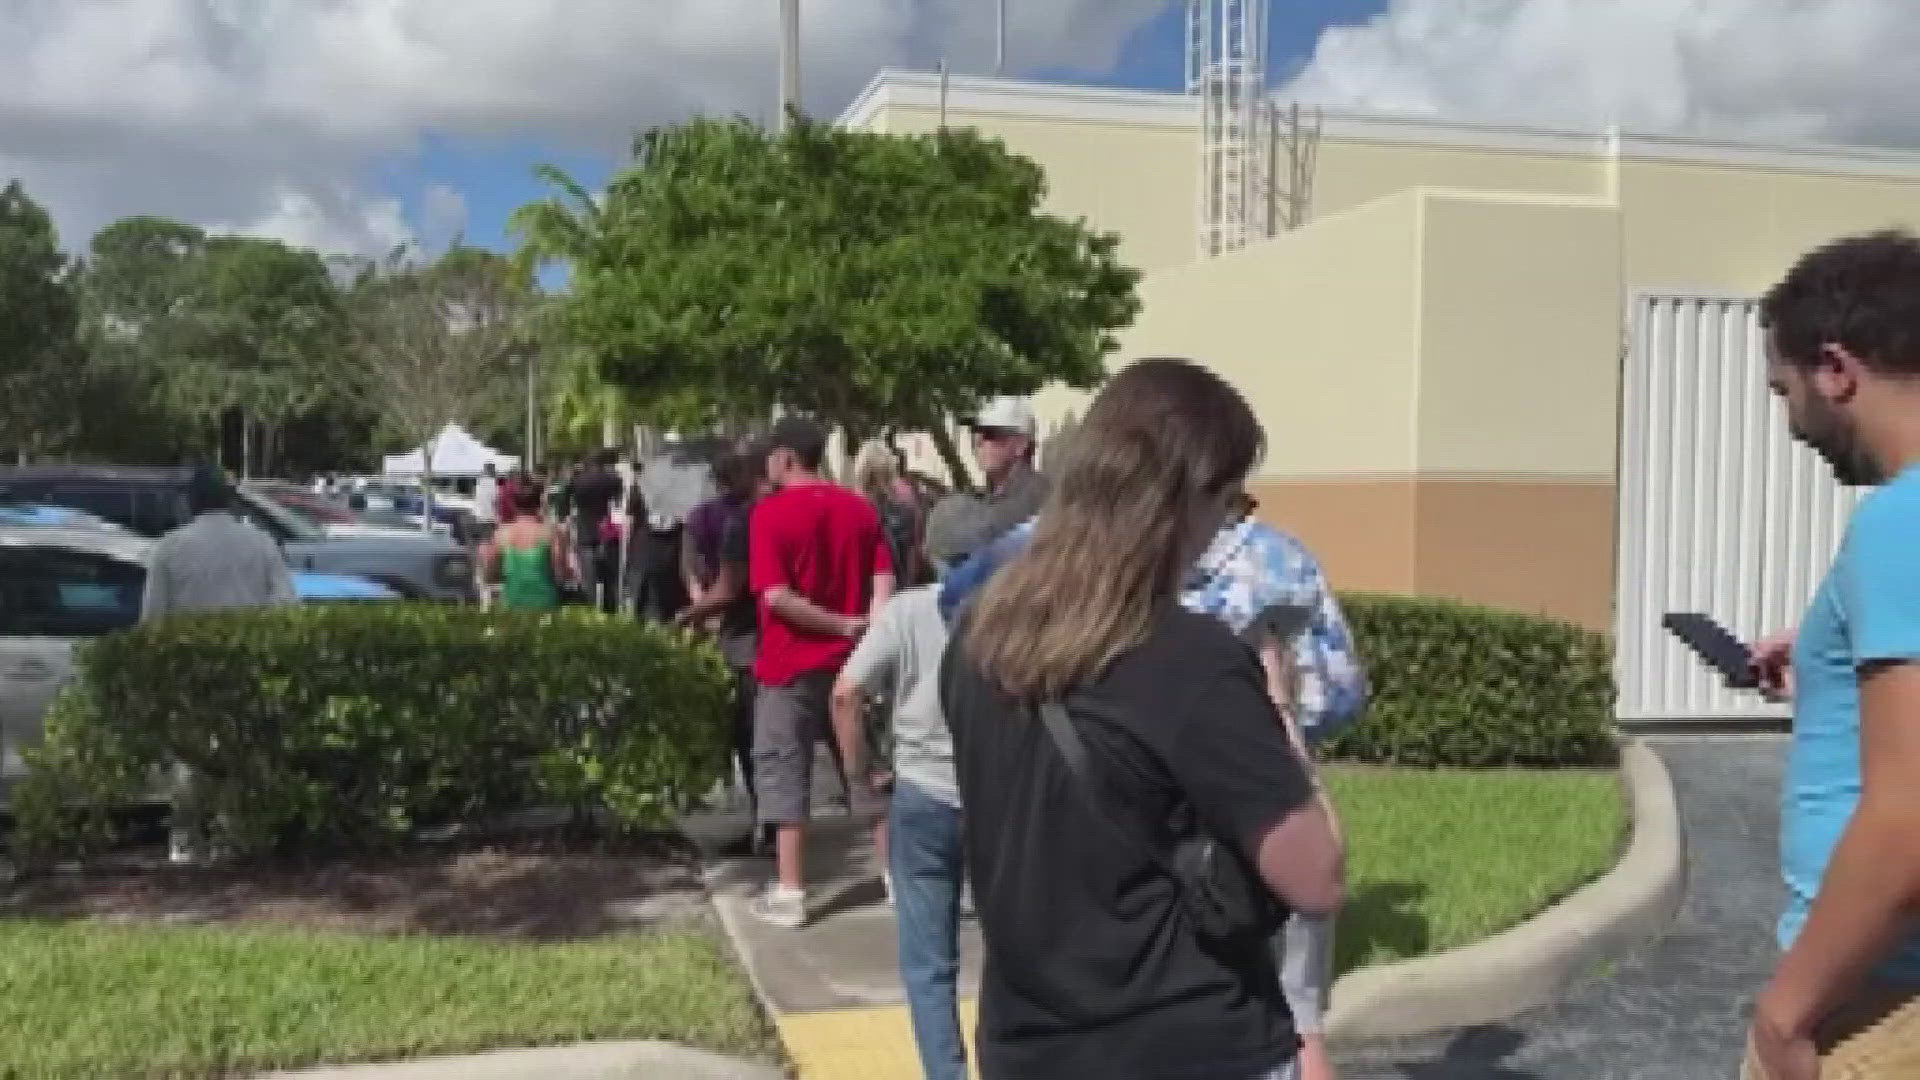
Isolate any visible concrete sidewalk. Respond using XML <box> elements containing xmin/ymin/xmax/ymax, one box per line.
<box><xmin>687</xmin><ymin>807</ymin><xmax>984</xmax><ymax>1079</ymax></box>
<box><xmin>256</xmin><ymin>1041</ymin><xmax>783</xmax><ymax>1080</ymax></box>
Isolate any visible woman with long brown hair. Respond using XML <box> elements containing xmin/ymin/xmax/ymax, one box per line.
<box><xmin>941</xmin><ymin>358</ymin><xmax>1344</xmax><ymax>1080</ymax></box>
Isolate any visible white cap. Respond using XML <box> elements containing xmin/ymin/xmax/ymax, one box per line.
<box><xmin>967</xmin><ymin>396</ymin><xmax>1037</xmax><ymax>437</ymax></box>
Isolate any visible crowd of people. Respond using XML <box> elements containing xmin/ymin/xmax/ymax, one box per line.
<box><xmin>626</xmin><ymin>230</ymin><xmax>1920</xmax><ymax>1080</ymax></box>
<box><xmin>271</xmin><ymin>229</ymin><xmax>1920</xmax><ymax>1080</ymax></box>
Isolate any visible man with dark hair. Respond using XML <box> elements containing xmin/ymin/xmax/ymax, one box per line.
<box><xmin>676</xmin><ymin>446</ymin><xmax>772</xmax><ymax>832</ymax></box>
<box><xmin>143</xmin><ymin>464</ymin><xmax>296</xmax><ymax>620</ymax></box>
<box><xmin>746</xmin><ymin>416</ymin><xmax>895</xmax><ymax>928</ymax></box>
<box><xmin>144</xmin><ymin>463</ymin><xmax>298</xmax><ymax>865</ymax></box>
<box><xmin>564</xmin><ymin>448</ymin><xmax>624</xmax><ymax>612</ymax></box>
<box><xmin>1744</xmin><ymin>229</ymin><xmax>1920</xmax><ymax>1080</ymax></box>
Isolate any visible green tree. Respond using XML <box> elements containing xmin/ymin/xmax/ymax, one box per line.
<box><xmin>79</xmin><ymin>218</ymin><xmax>347</xmax><ymax>475</ymax></box>
<box><xmin>341</xmin><ymin>245</ymin><xmax>535</xmax><ymax>508</ymax></box>
<box><xmin>0</xmin><ymin>181</ymin><xmax>82</xmax><ymax>460</ymax></box>
<box><xmin>514</xmin><ymin>117</ymin><xmax>1140</xmax><ymax>485</ymax></box>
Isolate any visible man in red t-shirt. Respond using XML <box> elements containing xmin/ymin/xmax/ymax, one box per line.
<box><xmin>748</xmin><ymin>416</ymin><xmax>895</xmax><ymax>928</ymax></box>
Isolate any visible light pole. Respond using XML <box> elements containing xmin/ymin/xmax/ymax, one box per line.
<box><xmin>997</xmin><ymin>0</ymin><xmax>1007</xmax><ymax>76</ymax></box>
<box><xmin>778</xmin><ymin>0</ymin><xmax>800</xmax><ymax>132</ymax></box>
<box><xmin>523</xmin><ymin>347</ymin><xmax>539</xmax><ymax>473</ymax></box>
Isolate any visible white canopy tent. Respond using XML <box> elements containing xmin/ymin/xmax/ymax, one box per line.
<box><xmin>381</xmin><ymin>423</ymin><xmax>519</xmax><ymax>477</ymax></box>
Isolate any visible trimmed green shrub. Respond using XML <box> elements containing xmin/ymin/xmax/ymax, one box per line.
<box><xmin>14</xmin><ymin>605</ymin><xmax>732</xmax><ymax>863</ymax></box>
<box><xmin>1325</xmin><ymin>593</ymin><xmax>1616</xmax><ymax>767</ymax></box>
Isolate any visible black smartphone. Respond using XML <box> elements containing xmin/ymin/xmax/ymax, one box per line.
<box><xmin>1661</xmin><ymin>612</ymin><xmax>1759</xmax><ymax>689</ymax></box>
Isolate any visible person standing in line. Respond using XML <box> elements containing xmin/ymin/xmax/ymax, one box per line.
<box><xmin>634</xmin><ymin>440</ymin><xmax>712</xmax><ymax>623</ymax></box>
<box><xmin>472</xmin><ymin>463</ymin><xmax>501</xmax><ymax>542</ymax></box>
<box><xmin>854</xmin><ymin>441</ymin><xmax>927</xmax><ymax>590</ymax></box>
<box><xmin>683</xmin><ymin>455</ymin><xmax>752</xmax><ymax>629</ymax></box>
<box><xmin>470</xmin><ymin>463</ymin><xmax>503</xmax><ymax>606</ymax></box>
<box><xmin>747</xmin><ymin>416</ymin><xmax>896</xmax><ymax>929</ymax></box>
<box><xmin>495</xmin><ymin>467</ymin><xmax>525</xmax><ymax>528</ymax></box>
<box><xmin>676</xmin><ymin>448</ymin><xmax>772</xmax><ymax>830</ymax></box>
<box><xmin>480</xmin><ymin>486</ymin><xmax>575</xmax><ymax>613</ymax></box>
<box><xmin>935</xmin><ymin>489</ymin><xmax>1367</xmax><ymax>1080</ymax></box>
<box><xmin>1740</xmin><ymin>231</ymin><xmax>1920</xmax><ymax>1080</ymax></box>
<box><xmin>941</xmin><ymin>358</ymin><xmax>1343</xmax><ymax>1080</ymax></box>
<box><xmin>565</xmin><ymin>450</ymin><xmax>624</xmax><ymax>613</ymax></box>
<box><xmin>964</xmin><ymin>396</ymin><xmax>1048</xmax><ymax>541</ymax></box>
<box><xmin>831</xmin><ymin>493</ymin><xmax>995</xmax><ymax>1080</ymax></box>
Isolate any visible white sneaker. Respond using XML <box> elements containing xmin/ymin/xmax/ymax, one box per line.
<box><xmin>749</xmin><ymin>884</ymin><xmax>808</xmax><ymax>929</ymax></box>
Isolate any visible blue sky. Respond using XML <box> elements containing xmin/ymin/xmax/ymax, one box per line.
<box><xmin>390</xmin><ymin>0</ymin><xmax>1386</xmax><ymax>257</ymax></box>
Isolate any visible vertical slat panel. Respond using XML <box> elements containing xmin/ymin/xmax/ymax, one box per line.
<box><xmin>1615</xmin><ymin>293</ymin><xmax>1857</xmax><ymax>722</ymax></box>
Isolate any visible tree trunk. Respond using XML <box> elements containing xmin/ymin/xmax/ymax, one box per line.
<box><xmin>240</xmin><ymin>412</ymin><xmax>251</xmax><ymax>480</ymax></box>
<box><xmin>928</xmin><ymin>423</ymin><xmax>974</xmax><ymax>494</ymax></box>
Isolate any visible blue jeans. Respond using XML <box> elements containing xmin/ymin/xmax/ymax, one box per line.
<box><xmin>890</xmin><ymin>778</ymin><xmax>967</xmax><ymax>1080</ymax></box>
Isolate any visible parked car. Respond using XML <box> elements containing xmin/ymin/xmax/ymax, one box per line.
<box><xmin>0</xmin><ymin>517</ymin><xmax>399</xmax><ymax>784</ymax></box>
<box><xmin>249</xmin><ymin>482</ymin><xmax>423</xmax><ymax>539</ymax></box>
<box><xmin>0</xmin><ymin>467</ymin><xmax>475</xmax><ymax>602</ymax></box>
<box><xmin>338</xmin><ymin>477</ymin><xmax>471</xmax><ymax>539</ymax></box>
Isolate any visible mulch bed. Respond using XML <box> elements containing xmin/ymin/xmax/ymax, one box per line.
<box><xmin>1</xmin><ymin>823</ymin><xmax>714</xmax><ymax>940</ymax></box>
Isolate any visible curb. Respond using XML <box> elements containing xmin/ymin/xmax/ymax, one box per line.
<box><xmin>1323</xmin><ymin>737</ymin><xmax>1686</xmax><ymax>1042</ymax></box>
<box><xmin>252</xmin><ymin>1039</ymin><xmax>785</xmax><ymax>1079</ymax></box>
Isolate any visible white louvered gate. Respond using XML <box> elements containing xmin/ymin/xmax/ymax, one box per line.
<box><xmin>1613</xmin><ymin>293</ymin><xmax>1864</xmax><ymax>723</ymax></box>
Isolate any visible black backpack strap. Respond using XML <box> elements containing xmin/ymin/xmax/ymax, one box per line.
<box><xmin>1038</xmin><ymin>701</ymin><xmax>1182</xmax><ymax>882</ymax></box>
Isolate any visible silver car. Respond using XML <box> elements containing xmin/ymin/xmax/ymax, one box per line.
<box><xmin>234</xmin><ymin>486</ymin><xmax>475</xmax><ymax>601</ymax></box>
<box><xmin>0</xmin><ymin>520</ymin><xmax>400</xmax><ymax>785</ymax></box>
<box><xmin>0</xmin><ymin>467</ymin><xmax>475</xmax><ymax>603</ymax></box>
<box><xmin>0</xmin><ymin>525</ymin><xmax>147</xmax><ymax>782</ymax></box>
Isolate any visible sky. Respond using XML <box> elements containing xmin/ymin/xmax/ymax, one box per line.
<box><xmin>5</xmin><ymin>0</ymin><xmax>1919</xmax><ymax>260</ymax></box>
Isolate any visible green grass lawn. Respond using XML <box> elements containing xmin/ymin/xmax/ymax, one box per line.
<box><xmin>1325</xmin><ymin>765</ymin><xmax>1627</xmax><ymax>975</ymax></box>
<box><xmin>0</xmin><ymin>920</ymin><xmax>775</xmax><ymax>1079</ymax></box>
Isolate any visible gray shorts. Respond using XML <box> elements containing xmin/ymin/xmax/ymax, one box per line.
<box><xmin>752</xmin><ymin>671</ymin><xmax>837</xmax><ymax>825</ymax></box>
<box><xmin>1276</xmin><ymin>912</ymin><xmax>1335</xmax><ymax>1034</ymax></box>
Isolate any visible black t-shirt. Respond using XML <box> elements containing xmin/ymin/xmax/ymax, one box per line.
<box><xmin>568</xmin><ymin>467</ymin><xmax>623</xmax><ymax>541</ymax></box>
<box><xmin>941</xmin><ymin>608</ymin><xmax>1313</xmax><ymax>1080</ymax></box>
<box><xmin>716</xmin><ymin>502</ymin><xmax>757</xmax><ymax>648</ymax></box>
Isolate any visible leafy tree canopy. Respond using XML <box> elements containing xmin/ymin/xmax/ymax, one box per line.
<box><xmin>80</xmin><ymin>217</ymin><xmax>345</xmax><ymax>424</ymax></box>
<box><xmin>340</xmin><ymin>245</ymin><xmax>536</xmax><ymax>477</ymax></box>
<box><xmin>515</xmin><ymin>116</ymin><xmax>1140</xmax><ymax>466</ymax></box>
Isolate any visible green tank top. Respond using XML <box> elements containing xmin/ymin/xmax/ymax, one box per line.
<box><xmin>499</xmin><ymin>538</ymin><xmax>560</xmax><ymax>611</ymax></box>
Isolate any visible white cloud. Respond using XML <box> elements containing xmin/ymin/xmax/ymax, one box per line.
<box><xmin>1282</xmin><ymin>0</ymin><xmax>1920</xmax><ymax>145</ymax></box>
<box><xmin>0</xmin><ymin>0</ymin><xmax>1167</xmax><ymax>256</ymax></box>
<box><xmin>210</xmin><ymin>189</ymin><xmax>412</xmax><ymax>258</ymax></box>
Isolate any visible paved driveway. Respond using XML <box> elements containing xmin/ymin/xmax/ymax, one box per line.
<box><xmin>1334</xmin><ymin>735</ymin><xmax>1787</xmax><ymax>1080</ymax></box>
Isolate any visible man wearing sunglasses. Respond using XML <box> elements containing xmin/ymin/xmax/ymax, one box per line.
<box><xmin>965</xmin><ymin>397</ymin><xmax>1049</xmax><ymax>540</ymax></box>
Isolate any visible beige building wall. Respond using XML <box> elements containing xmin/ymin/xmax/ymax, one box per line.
<box><xmin>1410</xmin><ymin>191</ymin><xmax>1624</xmax><ymax>629</ymax></box>
<box><xmin>1116</xmin><ymin>192</ymin><xmax>1428</xmax><ymax>594</ymax></box>
<box><xmin>873</xmin><ymin>101</ymin><xmax>1199</xmax><ymax>274</ymax></box>
<box><xmin>1618</xmin><ymin>158</ymin><xmax>1920</xmax><ymax>291</ymax></box>
<box><xmin>842</xmin><ymin>73</ymin><xmax>1920</xmax><ymax>627</ymax></box>
<box><xmin>1313</xmin><ymin>138</ymin><xmax>1604</xmax><ymax>220</ymax></box>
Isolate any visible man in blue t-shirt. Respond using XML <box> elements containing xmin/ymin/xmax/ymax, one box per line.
<box><xmin>1745</xmin><ymin>231</ymin><xmax>1920</xmax><ymax>1080</ymax></box>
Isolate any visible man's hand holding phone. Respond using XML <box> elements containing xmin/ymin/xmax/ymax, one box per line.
<box><xmin>1751</xmin><ymin>631</ymin><xmax>1796</xmax><ymax>704</ymax></box>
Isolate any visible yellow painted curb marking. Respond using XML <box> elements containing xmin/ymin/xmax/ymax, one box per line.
<box><xmin>774</xmin><ymin>999</ymin><xmax>981</xmax><ymax>1079</ymax></box>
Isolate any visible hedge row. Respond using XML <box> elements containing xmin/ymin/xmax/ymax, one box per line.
<box><xmin>12</xmin><ymin>591</ymin><xmax>1614</xmax><ymax>862</ymax></box>
<box><xmin>1325</xmin><ymin>593</ymin><xmax>1617</xmax><ymax>767</ymax></box>
<box><xmin>14</xmin><ymin>606</ymin><xmax>732</xmax><ymax>864</ymax></box>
